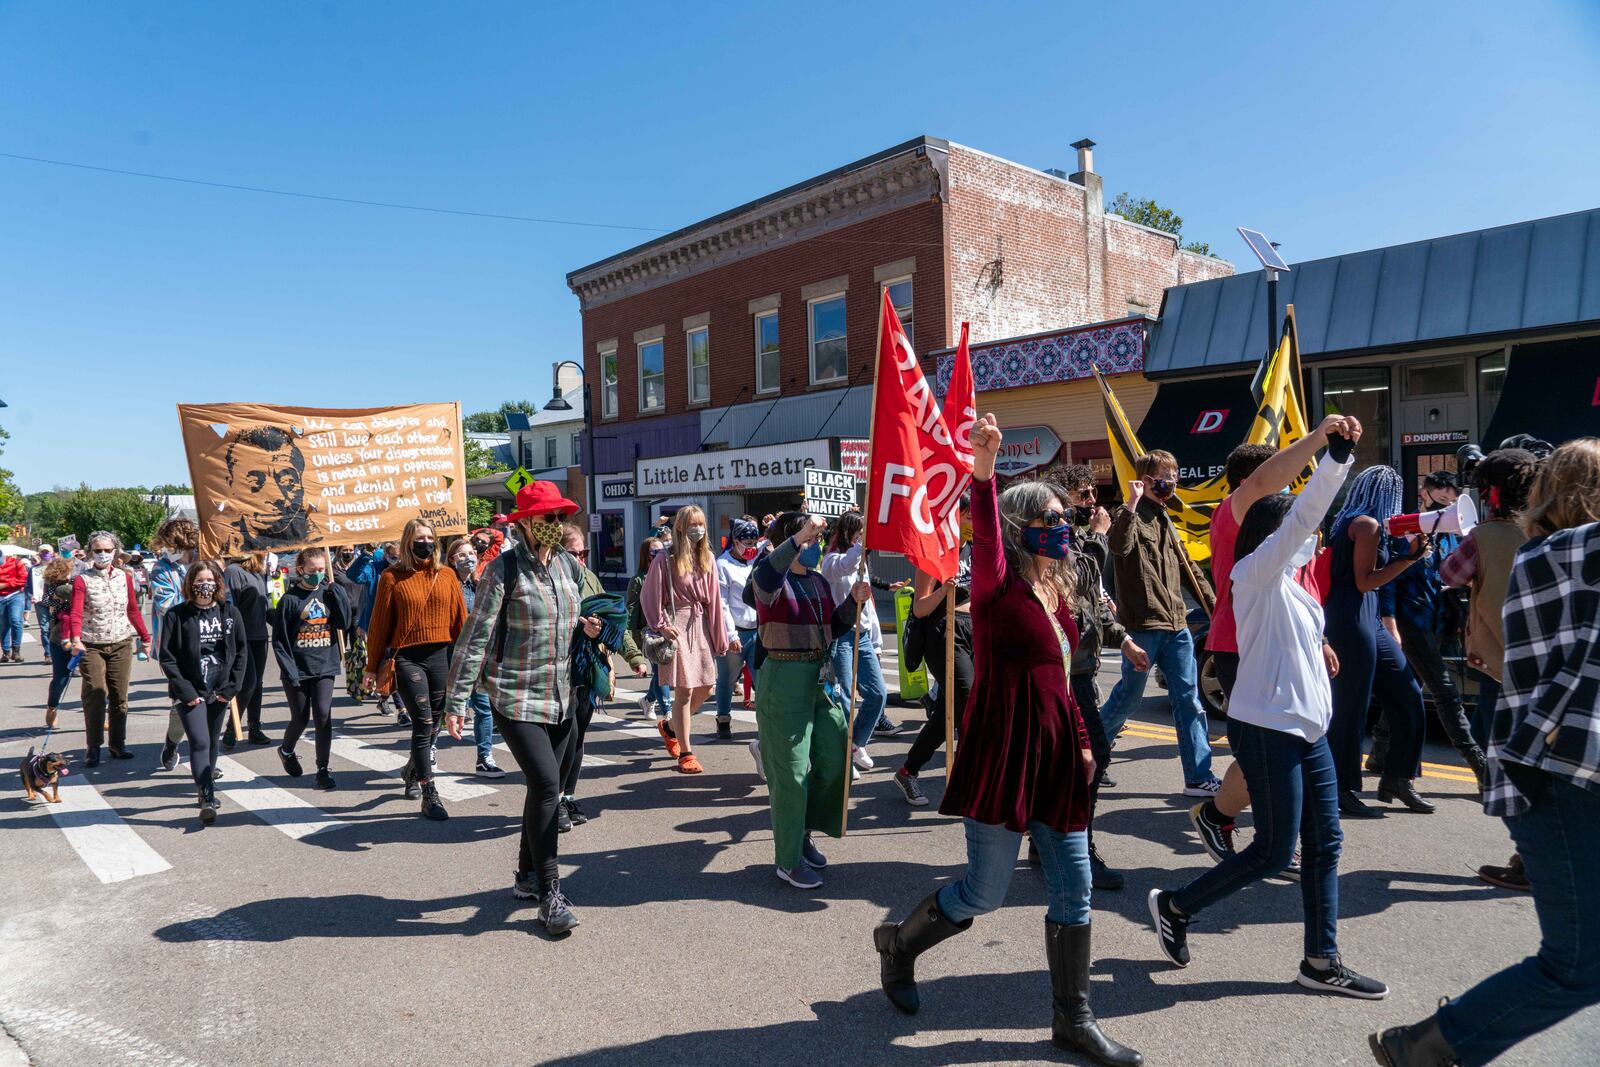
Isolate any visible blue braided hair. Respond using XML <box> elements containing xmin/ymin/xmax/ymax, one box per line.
<box><xmin>1331</xmin><ymin>465</ymin><xmax>1404</xmax><ymax>539</ymax></box>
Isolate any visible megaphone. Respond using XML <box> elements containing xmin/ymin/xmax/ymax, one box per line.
<box><xmin>1387</xmin><ymin>495</ymin><xmax>1477</xmax><ymax>538</ymax></box>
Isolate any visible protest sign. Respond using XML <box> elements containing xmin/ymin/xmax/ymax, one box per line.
<box><xmin>803</xmin><ymin>468</ymin><xmax>857</xmax><ymax>518</ymax></box>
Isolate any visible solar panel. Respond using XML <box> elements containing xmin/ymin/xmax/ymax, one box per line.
<box><xmin>1237</xmin><ymin>227</ymin><xmax>1290</xmax><ymax>273</ymax></box>
<box><xmin>503</xmin><ymin>411</ymin><xmax>532</xmax><ymax>431</ymax></box>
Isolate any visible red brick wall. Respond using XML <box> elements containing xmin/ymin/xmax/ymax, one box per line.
<box><xmin>581</xmin><ymin>201</ymin><xmax>948</xmax><ymax>424</ymax></box>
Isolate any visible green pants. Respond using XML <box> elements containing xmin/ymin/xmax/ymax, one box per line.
<box><xmin>755</xmin><ymin>657</ymin><xmax>848</xmax><ymax>870</ymax></box>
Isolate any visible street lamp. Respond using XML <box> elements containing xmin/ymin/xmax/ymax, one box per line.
<box><xmin>545</xmin><ymin>360</ymin><xmax>595</xmax><ymax>534</ymax></box>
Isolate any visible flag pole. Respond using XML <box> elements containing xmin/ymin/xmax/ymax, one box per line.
<box><xmin>942</xmin><ymin>580</ymin><xmax>956</xmax><ymax>766</ymax></box>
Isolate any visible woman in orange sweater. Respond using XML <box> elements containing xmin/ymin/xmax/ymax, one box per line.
<box><xmin>363</xmin><ymin>519</ymin><xmax>467</xmax><ymax>820</ymax></box>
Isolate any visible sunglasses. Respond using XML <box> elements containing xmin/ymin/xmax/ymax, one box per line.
<box><xmin>572</xmin><ymin>549</ymin><xmax>589</xmax><ymax>562</ymax></box>
<box><xmin>1034</xmin><ymin>509</ymin><xmax>1068</xmax><ymax>527</ymax></box>
<box><xmin>1071</xmin><ymin>487</ymin><xmax>1096</xmax><ymax>502</ymax></box>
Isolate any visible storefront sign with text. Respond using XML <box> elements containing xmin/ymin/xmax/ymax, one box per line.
<box><xmin>635</xmin><ymin>439</ymin><xmax>831</xmax><ymax>496</ymax></box>
<box><xmin>993</xmin><ymin>425</ymin><xmax>1063</xmax><ymax>477</ymax></box>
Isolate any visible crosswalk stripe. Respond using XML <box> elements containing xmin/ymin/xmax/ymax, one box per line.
<box><xmin>327</xmin><ymin>732</ymin><xmax>496</xmax><ymax>802</ymax></box>
<box><xmin>212</xmin><ymin>756</ymin><xmax>349</xmax><ymax>839</ymax></box>
<box><xmin>41</xmin><ymin>781</ymin><xmax>173</xmax><ymax>884</ymax></box>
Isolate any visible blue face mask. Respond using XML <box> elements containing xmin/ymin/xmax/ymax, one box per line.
<box><xmin>798</xmin><ymin>543</ymin><xmax>823</xmax><ymax>569</ymax></box>
<box><xmin>1022</xmin><ymin>522</ymin><xmax>1073</xmax><ymax>560</ymax></box>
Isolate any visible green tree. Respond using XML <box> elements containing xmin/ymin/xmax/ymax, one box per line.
<box><xmin>23</xmin><ymin>490</ymin><xmax>72</xmax><ymax>541</ymax></box>
<box><xmin>59</xmin><ymin>485</ymin><xmax>171</xmax><ymax>549</ymax></box>
<box><xmin>1106</xmin><ymin>193</ymin><xmax>1222</xmax><ymax>259</ymax></box>
<box><xmin>149</xmin><ymin>483</ymin><xmax>192</xmax><ymax>495</ymax></box>
<box><xmin>0</xmin><ymin>424</ymin><xmax>24</xmax><ymax>529</ymax></box>
<box><xmin>463</xmin><ymin>436</ymin><xmax>511</xmax><ymax>528</ymax></box>
<box><xmin>462</xmin><ymin>400</ymin><xmax>539</xmax><ymax>433</ymax></box>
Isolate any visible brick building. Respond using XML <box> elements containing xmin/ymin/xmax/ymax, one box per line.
<box><xmin>566</xmin><ymin>135</ymin><xmax>1231</xmax><ymax>578</ymax></box>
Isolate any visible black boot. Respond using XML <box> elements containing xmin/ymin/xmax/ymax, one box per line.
<box><xmin>1369</xmin><ymin>1010</ymin><xmax>1458</xmax><ymax>1066</ymax></box>
<box><xmin>1377</xmin><ymin>777</ymin><xmax>1436</xmax><ymax>814</ymax></box>
<box><xmin>1463</xmin><ymin>747</ymin><xmax>1489</xmax><ymax>792</ymax></box>
<box><xmin>199</xmin><ymin>782</ymin><xmax>217</xmax><ymax>824</ymax></box>
<box><xmin>419</xmin><ymin>781</ymin><xmax>448</xmax><ymax>820</ymax></box>
<box><xmin>1047</xmin><ymin>921</ymin><xmax>1143</xmax><ymax>1066</ymax></box>
<box><xmin>1089</xmin><ymin>843</ymin><xmax>1125</xmax><ymax>891</ymax></box>
<box><xmin>872</xmin><ymin>891</ymin><xmax>973</xmax><ymax>1014</ymax></box>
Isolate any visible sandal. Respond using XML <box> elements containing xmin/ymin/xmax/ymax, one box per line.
<box><xmin>677</xmin><ymin>752</ymin><xmax>703</xmax><ymax>774</ymax></box>
<box><xmin>658</xmin><ymin>719</ymin><xmax>681</xmax><ymax>759</ymax></box>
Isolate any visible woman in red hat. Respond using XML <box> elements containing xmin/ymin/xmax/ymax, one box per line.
<box><xmin>364</xmin><ymin>518</ymin><xmax>467</xmax><ymax>821</ymax></box>
<box><xmin>444</xmin><ymin>480</ymin><xmax>602</xmax><ymax>935</ymax></box>
<box><xmin>642</xmin><ymin>505</ymin><xmax>730</xmax><ymax>773</ymax></box>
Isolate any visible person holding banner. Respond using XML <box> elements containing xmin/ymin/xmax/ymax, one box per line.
<box><xmin>642</xmin><ymin>506</ymin><xmax>730</xmax><ymax>773</ymax></box>
<box><xmin>874</xmin><ymin>415</ymin><xmax>1142</xmax><ymax>1067</ymax></box>
<box><xmin>364</xmin><ymin>519</ymin><xmax>467</xmax><ymax>821</ymax></box>
<box><xmin>820</xmin><ymin>512</ymin><xmax>888</xmax><ymax>776</ymax></box>
<box><xmin>750</xmin><ymin>511</ymin><xmax>868</xmax><ymax>890</ymax></box>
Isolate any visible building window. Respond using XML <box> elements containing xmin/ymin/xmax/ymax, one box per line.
<box><xmin>884</xmin><ymin>277</ymin><xmax>913</xmax><ymax>347</ymax></box>
<box><xmin>521</xmin><ymin>440</ymin><xmax>534</xmax><ymax>468</ymax></box>
<box><xmin>1321</xmin><ymin>365</ymin><xmax>1391</xmax><ymax>472</ymax></box>
<box><xmin>545</xmin><ymin>437</ymin><xmax>557</xmax><ymax>468</ymax></box>
<box><xmin>808</xmin><ymin>295</ymin><xmax>847</xmax><ymax>385</ymax></box>
<box><xmin>1402</xmin><ymin>360</ymin><xmax>1467</xmax><ymax>398</ymax></box>
<box><xmin>600</xmin><ymin>349</ymin><xmax>618</xmax><ymax>417</ymax></box>
<box><xmin>571</xmin><ymin>431</ymin><xmax>582</xmax><ymax>461</ymax></box>
<box><xmin>638</xmin><ymin>338</ymin><xmax>665</xmax><ymax>412</ymax></box>
<box><xmin>755</xmin><ymin>311</ymin><xmax>780</xmax><ymax>394</ymax></box>
<box><xmin>1478</xmin><ymin>352</ymin><xmax>1507</xmax><ymax>431</ymax></box>
<box><xmin>687</xmin><ymin>326</ymin><xmax>710</xmax><ymax>404</ymax></box>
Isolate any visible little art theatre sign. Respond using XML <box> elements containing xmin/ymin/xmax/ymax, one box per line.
<box><xmin>636</xmin><ymin>440</ymin><xmax>831</xmax><ymax>495</ymax></box>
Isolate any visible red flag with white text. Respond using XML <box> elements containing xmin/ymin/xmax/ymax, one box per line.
<box><xmin>946</xmin><ymin>321</ymin><xmax>976</xmax><ymax>470</ymax></box>
<box><xmin>863</xmin><ymin>290</ymin><xmax>971</xmax><ymax>582</ymax></box>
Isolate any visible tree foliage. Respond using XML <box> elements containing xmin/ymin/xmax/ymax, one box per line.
<box><xmin>1106</xmin><ymin>193</ymin><xmax>1223</xmax><ymax>259</ymax></box>
<box><xmin>462</xmin><ymin>400</ymin><xmax>540</xmax><ymax>433</ymax></box>
<box><xmin>463</xmin><ymin>436</ymin><xmax>512</xmax><ymax>529</ymax></box>
<box><xmin>59</xmin><ymin>485</ymin><xmax>171</xmax><ymax>549</ymax></box>
<box><xmin>0</xmin><ymin>425</ymin><xmax>24</xmax><ymax>529</ymax></box>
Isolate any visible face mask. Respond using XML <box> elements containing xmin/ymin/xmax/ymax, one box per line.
<box><xmin>1070</xmin><ymin>505</ymin><xmax>1095</xmax><ymax>526</ymax></box>
<box><xmin>410</xmin><ymin>542</ymin><xmax>434</xmax><ymax>561</ymax></box>
<box><xmin>1149</xmin><ymin>479</ymin><xmax>1176</xmax><ymax>500</ymax></box>
<box><xmin>300</xmin><ymin>571</ymin><xmax>324</xmax><ymax>587</ymax></box>
<box><xmin>1022</xmin><ymin>523</ymin><xmax>1073</xmax><ymax>560</ymax></box>
<box><xmin>338</xmin><ymin>550</ymin><xmax>355</xmax><ymax>563</ymax></box>
<box><xmin>39</xmin><ymin>551</ymin><xmax>52</xmax><ymax>561</ymax></box>
<box><xmin>526</xmin><ymin>521</ymin><xmax>565</xmax><ymax>548</ymax></box>
<box><xmin>686</xmin><ymin>526</ymin><xmax>706</xmax><ymax>543</ymax></box>
<box><xmin>959</xmin><ymin>522</ymin><xmax>974</xmax><ymax>544</ymax></box>
<box><xmin>739</xmin><ymin>546</ymin><xmax>759</xmax><ymax>562</ymax></box>
<box><xmin>194</xmin><ymin>581</ymin><xmax>217</xmax><ymax>599</ymax></box>
<box><xmin>164</xmin><ymin>549</ymin><xmax>186</xmax><ymax>563</ymax></box>
<box><xmin>453</xmin><ymin>554</ymin><xmax>476</xmax><ymax>576</ymax></box>
<box><xmin>92</xmin><ymin>550</ymin><xmax>115</xmax><ymax>567</ymax></box>
<box><xmin>798</xmin><ymin>544</ymin><xmax>823</xmax><ymax>569</ymax></box>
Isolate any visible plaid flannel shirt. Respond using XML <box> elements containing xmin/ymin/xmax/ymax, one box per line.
<box><xmin>1482</xmin><ymin>522</ymin><xmax>1600</xmax><ymax>817</ymax></box>
<box><xmin>445</xmin><ymin>536</ymin><xmax>582</xmax><ymax>725</ymax></box>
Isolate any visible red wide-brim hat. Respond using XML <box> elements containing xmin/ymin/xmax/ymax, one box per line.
<box><xmin>508</xmin><ymin>480</ymin><xmax>580</xmax><ymax>520</ymax></box>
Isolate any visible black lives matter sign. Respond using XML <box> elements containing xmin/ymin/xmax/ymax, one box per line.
<box><xmin>804</xmin><ymin>468</ymin><xmax>857</xmax><ymax>518</ymax></box>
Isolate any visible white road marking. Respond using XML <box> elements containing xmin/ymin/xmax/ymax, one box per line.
<box><xmin>41</xmin><ymin>781</ymin><xmax>173</xmax><ymax>884</ymax></box>
<box><xmin>0</xmin><ymin>1000</ymin><xmax>204</xmax><ymax>1067</ymax></box>
<box><xmin>326</xmin><ymin>732</ymin><xmax>496</xmax><ymax>802</ymax></box>
<box><xmin>211</xmin><ymin>756</ymin><xmax>349</xmax><ymax>839</ymax></box>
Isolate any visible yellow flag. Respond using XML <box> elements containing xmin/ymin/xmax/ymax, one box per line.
<box><xmin>1240</xmin><ymin>327</ymin><xmax>1315</xmax><ymax>489</ymax></box>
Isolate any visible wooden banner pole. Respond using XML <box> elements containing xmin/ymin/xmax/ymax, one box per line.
<box><xmin>943</xmin><ymin>581</ymin><xmax>956</xmax><ymax>766</ymax></box>
<box><xmin>840</xmin><ymin>562</ymin><xmax>865</xmax><ymax>838</ymax></box>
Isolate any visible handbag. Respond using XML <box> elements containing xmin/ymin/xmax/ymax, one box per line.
<box><xmin>642</xmin><ymin>562</ymin><xmax>678</xmax><ymax>666</ymax></box>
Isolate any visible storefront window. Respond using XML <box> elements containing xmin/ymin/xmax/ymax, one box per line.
<box><xmin>1478</xmin><ymin>352</ymin><xmax>1506</xmax><ymax>434</ymax></box>
<box><xmin>596</xmin><ymin>511</ymin><xmax>626</xmax><ymax>578</ymax></box>
<box><xmin>1321</xmin><ymin>365</ymin><xmax>1391</xmax><ymax>471</ymax></box>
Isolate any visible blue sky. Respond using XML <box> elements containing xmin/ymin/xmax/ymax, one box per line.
<box><xmin>2</xmin><ymin>0</ymin><xmax>1597</xmax><ymax>493</ymax></box>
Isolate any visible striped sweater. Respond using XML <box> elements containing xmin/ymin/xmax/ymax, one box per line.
<box><xmin>752</xmin><ymin>536</ymin><xmax>856</xmax><ymax>653</ymax></box>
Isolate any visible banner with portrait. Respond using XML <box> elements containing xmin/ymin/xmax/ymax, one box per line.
<box><xmin>177</xmin><ymin>402</ymin><xmax>468</xmax><ymax>557</ymax></box>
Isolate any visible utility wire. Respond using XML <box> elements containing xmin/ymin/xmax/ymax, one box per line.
<box><xmin>0</xmin><ymin>150</ymin><xmax>670</xmax><ymax>233</ymax></box>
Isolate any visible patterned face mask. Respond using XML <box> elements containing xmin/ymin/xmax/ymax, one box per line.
<box><xmin>525</xmin><ymin>520</ymin><xmax>565</xmax><ymax>548</ymax></box>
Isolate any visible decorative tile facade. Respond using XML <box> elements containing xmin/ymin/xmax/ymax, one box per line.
<box><xmin>934</xmin><ymin>316</ymin><xmax>1148</xmax><ymax>397</ymax></box>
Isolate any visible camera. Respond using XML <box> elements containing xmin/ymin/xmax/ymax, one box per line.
<box><xmin>1456</xmin><ymin>443</ymin><xmax>1486</xmax><ymax>485</ymax></box>
<box><xmin>1457</xmin><ymin>434</ymin><xmax>1553</xmax><ymax>485</ymax></box>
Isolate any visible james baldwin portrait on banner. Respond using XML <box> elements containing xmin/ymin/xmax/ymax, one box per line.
<box><xmin>222</xmin><ymin>424</ymin><xmax>320</xmax><ymax>552</ymax></box>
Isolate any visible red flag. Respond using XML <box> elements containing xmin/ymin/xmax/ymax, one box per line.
<box><xmin>946</xmin><ymin>321</ymin><xmax>976</xmax><ymax>470</ymax></box>
<box><xmin>863</xmin><ymin>290</ymin><xmax>971</xmax><ymax>582</ymax></box>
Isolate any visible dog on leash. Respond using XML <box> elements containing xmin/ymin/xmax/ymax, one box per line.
<box><xmin>21</xmin><ymin>747</ymin><xmax>69</xmax><ymax>803</ymax></box>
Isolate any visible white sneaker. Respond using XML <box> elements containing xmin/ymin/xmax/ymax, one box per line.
<box><xmin>1183</xmin><ymin>776</ymin><xmax>1223</xmax><ymax>798</ymax></box>
<box><xmin>748</xmin><ymin>739</ymin><xmax>765</xmax><ymax>782</ymax></box>
<box><xmin>852</xmin><ymin>745</ymin><xmax>874</xmax><ymax>772</ymax></box>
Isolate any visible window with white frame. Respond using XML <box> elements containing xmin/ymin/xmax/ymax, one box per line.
<box><xmin>754</xmin><ymin>311</ymin><xmax>780</xmax><ymax>394</ymax></box>
<box><xmin>808</xmin><ymin>295</ymin><xmax>847</xmax><ymax>384</ymax></box>
<box><xmin>884</xmin><ymin>277</ymin><xmax>913</xmax><ymax>347</ymax></box>
<box><xmin>600</xmin><ymin>349</ymin><xmax>618</xmax><ymax>417</ymax></box>
<box><xmin>571</xmin><ymin>431</ymin><xmax>581</xmax><ymax>461</ymax></box>
<box><xmin>544</xmin><ymin>437</ymin><xmax>557</xmax><ymax>468</ymax></box>
<box><xmin>638</xmin><ymin>338</ymin><xmax>665</xmax><ymax>412</ymax></box>
<box><xmin>686</xmin><ymin>326</ymin><xmax>710</xmax><ymax>404</ymax></box>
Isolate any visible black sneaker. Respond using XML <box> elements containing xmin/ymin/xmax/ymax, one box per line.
<box><xmin>540</xmin><ymin>880</ymin><xmax>579</xmax><ymax>935</ymax></box>
<box><xmin>314</xmin><ymin>768</ymin><xmax>336</xmax><ymax>790</ymax></box>
<box><xmin>474</xmin><ymin>757</ymin><xmax>506</xmax><ymax>779</ymax></box>
<box><xmin>247</xmin><ymin>726</ymin><xmax>272</xmax><ymax>746</ymax></box>
<box><xmin>278</xmin><ymin>747</ymin><xmax>304</xmax><ymax>778</ymax></box>
<box><xmin>874</xmin><ymin>718</ymin><xmax>906</xmax><ymax>737</ymax></box>
<box><xmin>1296</xmin><ymin>957</ymin><xmax>1388</xmax><ymax>999</ymax></box>
<box><xmin>159</xmin><ymin>741</ymin><xmax>179</xmax><ymax>772</ymax></box>
<box><xmin>1099</xmin><ymin>769</ymin><xmax>1117</xmax><ymax>788</ymax></box>
<box><xmin>893</xmin><ymin>768</ymin><xmax>929</xmax><ymax>806</ymax></box>
<box><xmin>565</xmin><ymin>798</ymin><xmax>589</xmax><ymax>825</ymax></box>
<box><xmin>397</xmin><ymin>707</ymin><xmax>411</xmax><ymax>726</ymax></box>
<box><xmin>1188</xmin><ymin>802</ymin><xmax>1237</xmax><ymax>862</ymax></box>
<box><xmin>512</xmin><ymin>870</ymin><xmax>539</xmax><ymax>900</ymax></box>
<box><xmin>419</xmin><ymin>782</ymin><xmax>448</xmax><ymax>821</ymax></box>
<box><xmin>221</xmin><ymin>736</ymin><xmax>237</xmax><ymax>753</ymax></box>
<box><xmin>715</xmin><ymin>718</ymin><xmax>733</xmax><ymax>740</ymax></box>
<box><xmin>556</xmin><ymin>799</ymin><xmax>573</xmax><ymax>833</ymax></box>
<box><xmin>1089</xmin><ymin>843</ymin><xmax>1125</xmax><ymax>891</ymax></box>
<box><xmin>1276</xmin><ymin>848</ymin><xmax>1302</xmax><ymax>882</ymax></box>
<box><xmin>108</xmin><ymin>748</ymin><xmax>135</xmax><ymax>760</ymax></box>
<box><xmin>1148</xmin><ymin>889</ymin><xmax>1190</xmax><ymax>968</ymax></box>
<box><xmin>85</xmin><ymin>747</ymin><xmax>101</xmax><ymax>769</ymax></box>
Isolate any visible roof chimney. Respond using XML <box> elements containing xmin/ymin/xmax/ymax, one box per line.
<box><xmin>1070</xmin><ymin>138</ymin><xmax>1096</xmax><ymax>179</ymax></box>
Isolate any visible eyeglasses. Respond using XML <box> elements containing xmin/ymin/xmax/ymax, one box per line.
<box><xmin>1034</xmin><ymin>509</ymin><xmax>1067</xmax><ymax>527</ymax></box>
<box><xmin>1071</xmin><ymin>487</ymin><xmax>1096</xmax><ymax>502</ymax></box>
<box><xmin>572</xmin><ymin>550</ymin><xmax>589</xmax><ymax>561</ymax></box>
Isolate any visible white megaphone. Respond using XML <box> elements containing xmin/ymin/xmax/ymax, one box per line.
<box><xmin>1387</xmin><ymin>495</ymin><xmax>1477</xmax><ymax>538</ymax></box>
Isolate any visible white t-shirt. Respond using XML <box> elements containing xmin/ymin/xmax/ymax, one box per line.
<box><xmin>819</xmin><ymin>543</ymin><xmax>882</xmax><ymax>649</ymax></box>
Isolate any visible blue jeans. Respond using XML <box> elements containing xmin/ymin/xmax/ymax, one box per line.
<box><xmin>831</xmin><ymin>630</ymin><xmax>887</xmax><ymax>751</ymax></box>
<box><xmin>715</xmin><ymin>627</ymin><xmax>758</xmax><ymax>720</ymax></box>
<box><xmin>0</xmin><ymin>592</ymin><xmax>24</xmax><ymax>653</ymax></box>
<box><xmin>36</xmin><ymin>605</ymin><xmax>50</xmax><ymax>647</ymax></box>
<box><xmin>939</xmin><ymin>818</ymin><xmax>1091</xmax><ymax>926</ymax></box>
<box><xmin>646</xmin><ymin>664</ymin><xmax>674</xmax><ymax>716</ymax></box>
<box><xmin>1099</xmin><ymin>627</ymin><xmax>1214</xmax><ymax>784</ymax></box>
<box><xmin>469</xmin><ymin>689</ymin><xmax>494</xmax><ymax>762</ymax></box>
<box><xmin>1468</xmin><ymin>669</ymin><xmax>1499</xmax><ymax>752</ymax></box>
<box><xmin>1173</xmin><ymin>718</ymin><xmax>1342</xmax><ymax>958</ymax></box>
<box><xmin>47</xmin><ymin>634</ymin><xmax>74</xmax><ymax>709</ymax></box>
<box><xmin>1439</xmin><ymin>771</ymin><xmax>1600</xmax><ymax>1065</ymax></box>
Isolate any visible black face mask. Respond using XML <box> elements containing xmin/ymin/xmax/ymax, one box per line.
<box><xmin>1070</xmin><ymin>505</ymin><xmax>1095</xmax><ymax>526</ymax></box>
<box><xmin>411</xmin><ymin>542</ymin><xmax>434</xmax><ymax>561</ymax></box>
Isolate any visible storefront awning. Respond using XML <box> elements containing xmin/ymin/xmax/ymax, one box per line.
<box><xmin>1134</xmin><ymin>374</ymin><xmax>1256</xmax><ymax>486</ymax></box>
<box><xmin>1483</xmin><ymin>336</ymin><xmax>1600</xmax><ymax>452</ymax></box>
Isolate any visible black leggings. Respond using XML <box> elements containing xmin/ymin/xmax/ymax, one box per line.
<box><xmin>238</xmin><ymin>638</ymin><xmax>269</xmax><ymax>730</ymax></box>
<box><xmin>282</xmin><ymin>676</ymin><xmax>335</xmax><ymax>770</ymax></box>
<box><xmin>560</xmin><ymin>688</ymin><xmax>597</xmax><ymax>798</ymax></box>
<box><xmin>496</xmin><ymin>711</ymin><xmax>576</xmax><ymax>889</ymax></box>
<box><xmin>177</xmin><ymin>700</ymin><xmax>228</xmax><ymax>788</ymax></box>
<box><xmin>395</xmin><ymin>643</ymin><xmax>450</xmax><ymax>783</ymax></box>
<box><xmin>904</xmin><ymin>656</ymin><xmax>973</xmax><ymax>776</ymax></box>
<box><xmin>1071</xmin><ymin>672</ymin><xmax>1114</xmax><ymax>850</ymax></box>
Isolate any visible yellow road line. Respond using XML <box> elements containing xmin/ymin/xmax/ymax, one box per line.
<box><xmin>1116</xmin><ymin>724</ymin><xmax>1477</xmax><ymax>783</ymax></box>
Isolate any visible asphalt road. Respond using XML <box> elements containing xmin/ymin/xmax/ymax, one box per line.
<box><xmin>1</xmin><ymin>622</ymin><xmax>1592</xmax><ymax>1067</ymax></box>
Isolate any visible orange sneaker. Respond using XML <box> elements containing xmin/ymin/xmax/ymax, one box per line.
<box><xmin>677</xmin><ymin>752</ymin><xmax>703</xmax><ymax>774</ymax></box>
<box><xmin>658</xmin><ymin>719</ymin><xmax>681</xmax><ymax>759</ymax></box>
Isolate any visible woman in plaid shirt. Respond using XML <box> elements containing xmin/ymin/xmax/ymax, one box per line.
<box><xmin>1372</xmin><ymin>438</ymin><xmax>1600</xmax><ymax>1067</ymax></box>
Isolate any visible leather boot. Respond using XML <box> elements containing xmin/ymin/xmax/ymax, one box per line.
<box><xmin>1046</xmin><ymin>921</ymin><xmax>1142</xmax><ymax>1066</ymax></box>
<box><xmin>1369</xmin><ymin>1010</ymin><xmax>1458</xmax><ymax>1066</ymax></box>
<box><xmin>199</xmin><ymin>783</ymin><xmax>217</xmax><ymax>824</ymax></box>
<box><xmin>1463</xmin><ymin>747</ymin><xmax>1489</xmax><ymax>792</ymax></box>
<box><xmin>1377</xmin><ymin>777</ymin><xmax>1436</xmax><ymax>813</ymax></box>
<box><xmin>872</xmin><ymin>891</ymin><xmax>973</xmax><ymax>1014</ymax></box>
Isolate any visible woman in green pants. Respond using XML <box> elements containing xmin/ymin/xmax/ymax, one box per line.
<box><xmin>751</xmin><ymin>512</ymin><xmax>872</xmax><ymax>890</ymax></box>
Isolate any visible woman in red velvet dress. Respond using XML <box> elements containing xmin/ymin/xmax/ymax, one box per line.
<box><xmin>872</xmin><ymin>414</ymin><xmax>1141</xmax><ymax>1067</ymax></box>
